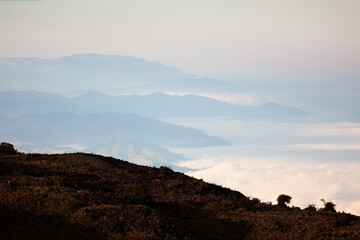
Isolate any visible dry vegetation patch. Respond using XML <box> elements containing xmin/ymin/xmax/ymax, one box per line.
<box><xmin>1</xmin><ymin>144</ymin><xmax>360</xmax><ymax>239</ymax></box>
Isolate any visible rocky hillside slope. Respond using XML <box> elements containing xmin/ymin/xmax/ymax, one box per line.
<box><xmin>1</xmin><ymin>143</ymin><xmax>360</xmax><ymax>239</ymax></box>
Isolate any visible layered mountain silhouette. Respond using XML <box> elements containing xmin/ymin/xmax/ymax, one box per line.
<box><xmin>0</xmin><ymin>112</ymin><xmax>227</xmax><ymax>147</ymax></box>
<box><xmin>0</xmin><ymin>89</ymin><xmax>308</xmax><ymax>167</ymax></box>
<box><xmin>0</xmin><ymin>112</ymin><xmax>228</xmax><ymax>168</ymax></box>
<box><xmin>0</xmin><ymin>90</ymin><xmax>308</xmax><ymax>120</ymax></box>
<box><xmin>1</xmin><ymin>145</ymin><xmax>359</xmax><ymax>240</ymax></box>
<box><xmin>0</xmin><ymin>54</ymin><xmax>235</xmax><ymax>93</ymax></box>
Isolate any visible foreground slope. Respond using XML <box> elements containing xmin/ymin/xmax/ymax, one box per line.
<box><xmin>1</xmin><ymin>145</ymin><xmax>360</xmax><ymax>240</ymax></box>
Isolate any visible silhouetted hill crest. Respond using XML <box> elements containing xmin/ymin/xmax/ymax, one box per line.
<box><xmin>1</xmin><ymin>144</ymin><xmax>360</xmax><ymax>239</ymax></box>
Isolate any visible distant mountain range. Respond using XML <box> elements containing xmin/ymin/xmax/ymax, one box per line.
<box><xmin>0</xmin><ymin>112</ymin><xmax>228</xmax><ymax>168</ymax></box>
<box><xmin>0</xmin><ymin>54</ymin><xmax>236</xmax><ymax>93</ymax></box>
<box><xmin>0</xmin><ymin>53</ymin><xmax>312</xmax><ymax>167</ymax></box>
<box><xmin>0</xmin><ymin>89</ymin><xmax>310</xmax><ymax>168</ymax></box>
<box><xmin>0</xmin><ymin>90</ymin><xmax>308</xmax><ymax>120</ymax></box>
<box><xmin>0</xmin><ymin>112</ymin><xmax>227</xmax><ymax>147</ymax></box>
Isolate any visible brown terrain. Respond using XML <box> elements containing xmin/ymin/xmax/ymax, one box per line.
<box><xmin>1</xmin><ymin>142</ymin><xmax>360</xmax><ymax>240</ymax></box>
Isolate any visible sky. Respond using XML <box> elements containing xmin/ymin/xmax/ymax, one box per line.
<box><xmin>1</xmin><ymin>0</ymin><xmax>360</xmax><ymax>82</ymax></box>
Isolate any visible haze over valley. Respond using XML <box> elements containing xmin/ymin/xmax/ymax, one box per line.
<box><xmin>1</xmin><ymin>53</ymin><xmax>360</xmax><ymax>215</ymax></box>
<box><xmin>1</xmin><ymin>0</ymin><xmax>360</xmax><ymax>218</ymax></box>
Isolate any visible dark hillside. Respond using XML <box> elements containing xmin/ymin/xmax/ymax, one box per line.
<box><xmin>1</xmin><ymin>144</ymin><xmax>360</xmax><ymax>239</ymax></box>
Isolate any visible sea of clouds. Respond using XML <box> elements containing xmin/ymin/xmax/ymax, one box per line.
<box><xmin>166</xmin><ymin>118</ymin><xmax>360</xmax><ymax>215</ymax></box>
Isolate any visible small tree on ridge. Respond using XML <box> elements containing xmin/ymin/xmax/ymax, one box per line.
<box><xmin>321</xmin><ymin>199</ymin><xmax>336</xmax><ymax>212</ymax></box>
<box><xmin>277</xmin><ymin>194</ymin><xmax>292</xmax><ymax>208</ymax></box>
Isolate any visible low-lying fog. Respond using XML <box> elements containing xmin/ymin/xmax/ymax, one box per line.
<box><xmin>165</xmin><ymin>117</ymin><xmax>360</xmax><ymax>215</ymax></box>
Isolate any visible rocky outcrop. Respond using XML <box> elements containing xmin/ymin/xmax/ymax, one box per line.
<box><xmin>0</xmin><ymin>142</ymin><xmax>16</xmax><ymax>154</ymax></box>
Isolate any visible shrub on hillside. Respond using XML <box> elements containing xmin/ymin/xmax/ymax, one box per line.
<box><xmin>277</xmin><ymin>194</ymin><xmax>292</xmax><ymax>208</ymax></box>
<box><xmin>321</xmin><ymin>199</ymin><xmax>336</xmax><ymax>212</ymax></box>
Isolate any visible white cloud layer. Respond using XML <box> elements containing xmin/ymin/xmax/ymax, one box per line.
<box><xmin>169</xmin><ymin>120</ymin><xmax>360</xmax><ymax>216</ymax></box>
<box><xmin>183</xmin><ymin>157</ymin><xmax>360</xmax><ymax>215</ymax></box>
<box><xmin>287</xmin><ymin>143</ymin><xmax>360</xmax><ymax>151</ymax></box>
<box><xmin>302</xmin><ymin>122</ymin><xmax>360</xmax><ymax>138</ymax></box>
<box><xmin>164</xmin><ymin>91</ymin><xmax>261</xmax><ymax>106</ymax></box>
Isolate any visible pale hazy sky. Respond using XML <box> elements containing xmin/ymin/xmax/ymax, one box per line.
<box><xmin>1</xmin><ymin>0</ymin><xmax>359</xmax><ymax>82</ymax></box>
